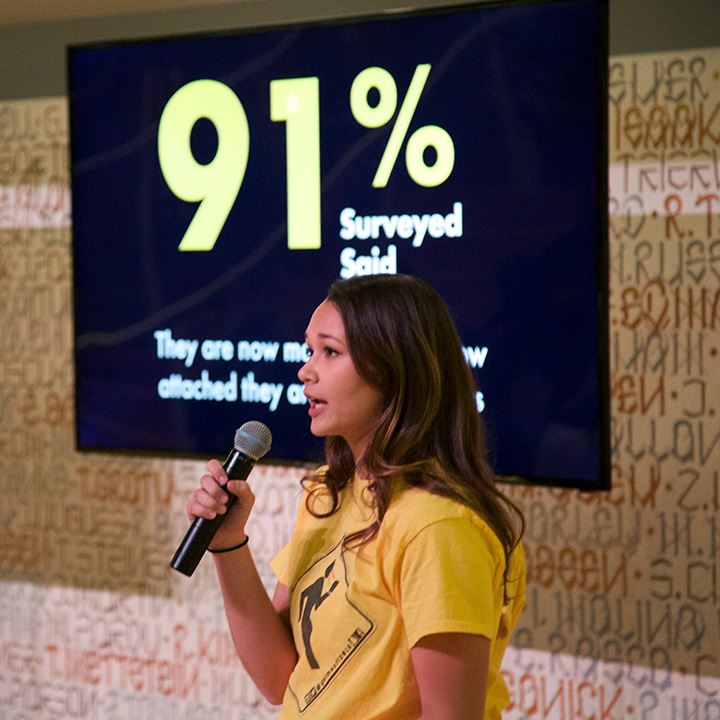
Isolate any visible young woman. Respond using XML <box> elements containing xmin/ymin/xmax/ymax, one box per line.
<box><xmin>187</xmin><ymin>274</ymin><xmax>525</xmax><ymax>719</ymax></box>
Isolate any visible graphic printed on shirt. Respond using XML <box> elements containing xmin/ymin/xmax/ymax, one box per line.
<box><xmin>287</xmin><ymin>540</ymin><xmax>375</xmax><ymax>713</ymax></box>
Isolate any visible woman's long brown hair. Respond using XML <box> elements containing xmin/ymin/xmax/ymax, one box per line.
<box><xmin>304</xmin><ymin>274</ymin><xmax>524</xmax><ymax>601</ymax></box>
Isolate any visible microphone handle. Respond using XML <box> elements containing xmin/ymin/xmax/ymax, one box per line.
<box><xmin>170</xmin><ymin>449</ymin><xmax>256</xmax><ymax>576</ymax></box>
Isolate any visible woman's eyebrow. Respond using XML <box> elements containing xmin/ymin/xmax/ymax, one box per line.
<box><xmin>305</xmin><ymin>331</ymin><xmax>342</xmax><ymax>342</ymax></box>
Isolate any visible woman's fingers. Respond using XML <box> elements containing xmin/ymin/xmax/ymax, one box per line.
<box><xmin>187</xmin><ymin>475</ymin><xmax>227</xmax><ymax>521</ymax></box>
<box><xmin>206</xmin><ymin>458</ymin><xmax>227</xmax><ymax>483</ymax></box>
<box><xmin>186</xmin><ymin>460</ymin><xmax>255</xmax><ymax>526</ymax></box>
<box><xmin>200</xmin><ymin>472</ymin><xmax>229</xmax><ymax>503</ymax></box>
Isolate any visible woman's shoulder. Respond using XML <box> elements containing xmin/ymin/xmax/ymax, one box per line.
<box><xmin>306</xmin><ymin>464</ymin><xmax>329</xmax><ymax>485</ymax></box>
<box><xmin>384</xmin><ymin>482</ymin><xmax>505</xmax><ymax>556</ymax></box>
<box><xmin>299</xmin><ymin>465</ymin><xmax>355</xmax><ymax>517</ymax></box>
<box><xmin>388</xmin><ymin>482</ymin><xmax>465</xmax><ymax>517</ymax></box>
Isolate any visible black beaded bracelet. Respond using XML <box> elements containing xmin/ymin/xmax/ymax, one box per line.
<box><xmin>208</xmin><ymin>536</ymin><xmax>249</xmax><ymax>554</ymax></box>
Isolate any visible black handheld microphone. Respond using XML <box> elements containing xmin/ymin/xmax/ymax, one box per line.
<box><xmin>170</xmin><ymin>421</ymin><xmax>272</xmax><ymax>577</ymax></box>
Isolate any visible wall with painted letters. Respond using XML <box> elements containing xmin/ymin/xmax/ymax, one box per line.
<box><xmin>1</xmin><ymin>2</ymin><xmax>720</xmax><ymax>719</ymax></box>
<box><xmin>501</xmin><ymin>47</ymin><xmax>720</xmax><ymax>718</ymax></box>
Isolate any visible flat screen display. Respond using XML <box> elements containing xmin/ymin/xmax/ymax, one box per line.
<box><xmin>68</xmin><ymin>0</ymin><xmax>609</xmax><ymax>488</ymax></box>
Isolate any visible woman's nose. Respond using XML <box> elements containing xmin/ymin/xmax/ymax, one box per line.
<box><xmin>298</xmin><ymin>360</ymin><xmax>311</xmax><ymax>383</ymax></box>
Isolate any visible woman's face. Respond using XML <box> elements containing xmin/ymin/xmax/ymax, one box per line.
<box><xmin>298</xmin><ymin>299</ymin><xmax>384</xmax><ymax>460</ymax></box>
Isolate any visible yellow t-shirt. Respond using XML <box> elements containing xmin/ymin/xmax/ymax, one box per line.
<box><xmin>270</xmin><ymin>475</ymin><xmax>525</xmax><ymax>719</ymax></box>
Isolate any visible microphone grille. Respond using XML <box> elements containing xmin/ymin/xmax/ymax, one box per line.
<box><xmin>234</xmin><ymin>421</ymin><xmax>272</xmax><ymax>460</ymax></box>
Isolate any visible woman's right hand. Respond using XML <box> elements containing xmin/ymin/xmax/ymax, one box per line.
<box><xmin>186</xmin><ymin>458</ymin><xmax>256</xmax><ymax>550</ymax></box>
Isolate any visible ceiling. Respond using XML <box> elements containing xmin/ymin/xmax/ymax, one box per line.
<box><xmin>0</xmin><ymin>0</ymin><xmax>249</xmax><ymax>27</ymax></box>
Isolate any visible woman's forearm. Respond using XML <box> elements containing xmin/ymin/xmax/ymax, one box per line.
<box><xmin>213</xmin><ymin>546</ymin><xmax>297</xmax><ymax>705</ymax></box>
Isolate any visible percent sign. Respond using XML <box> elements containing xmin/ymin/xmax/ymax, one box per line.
<box><xmin>350</xmin><ymin>64</ymin><xmax>455</xmax><ymax>188</ymax></box>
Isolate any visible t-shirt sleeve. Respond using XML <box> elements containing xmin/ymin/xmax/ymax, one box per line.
<box><xmin>269</xmin><ymin>475</ymin><xmax>329</xmax><ymax>588</ymax></box>
<box><xmin>397</xmin><ymin>516</ymin><xmax>506</xmax><ymax>649</ymax></box>
<box><xmin>270</xmin><ymin>538</ymin><xmax>291</xmax><ymax>587</ymax></box>
<box><xmin>269</xmin><ymin>486</ymin><xmax>312</xmax><ymax>588</ymax></box>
